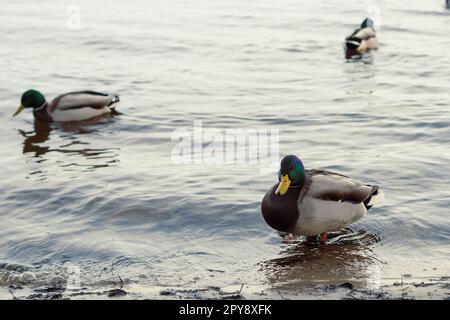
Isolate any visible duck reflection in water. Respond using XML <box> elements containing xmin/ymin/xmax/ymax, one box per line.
<box><xmin>18</xmin><ymin>118</ymin><xmax>120</xmax><ymax>174</ymax></box>
<box><xmin>261</xmin><ymin>229</ymin><xmax>384</xmax><ymax>292</ymax></box>
<box><xmin>19</xmin><ymin>119</ymin><xmax>52</xmax><ymax>156</ymax></box>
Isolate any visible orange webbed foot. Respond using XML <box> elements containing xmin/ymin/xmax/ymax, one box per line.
<box><xmin>319</xmin><ymin>232</ymin><xmax>328</xmax><ymax>243</ymax></box>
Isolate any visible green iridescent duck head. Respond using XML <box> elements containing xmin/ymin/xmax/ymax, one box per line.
<box><xmin>276</xmin><ymin>155</ymin><xmax>306</xmax><ymax>195</ymax></box>
<box><xmin>14</xmin><ymin>89</ymin><xmax>46</xmax><ymax>116</ymax></box>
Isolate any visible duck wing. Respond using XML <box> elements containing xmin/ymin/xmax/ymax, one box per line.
<box><xmin>290</xmin><ymin>169</ymin><xmax>379</xmax><ymax>235</ymax></box>
<box><xmin>49</xmin><ymin>91</ymin><xmax>119</xmax><ymax>112</ymax></box>
<box><xmin>352</xmin><ymin>27</ymin><xmax>376</xmax><ymax>41</ymax></box>
<box><xmin>303</xmin><ymin>169</ymin><xmax>377</xmax><ymax>205</ymax></box>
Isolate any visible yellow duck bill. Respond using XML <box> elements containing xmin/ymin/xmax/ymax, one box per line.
<box><xmin>275</xmin><ymin>174</ymin><xmax>291</xmax><ymax>195</ymax></box>
<box><xmin>13</xmin><ymin>105</ymin><xmax>25</xmax><ymax>117</ymax></box>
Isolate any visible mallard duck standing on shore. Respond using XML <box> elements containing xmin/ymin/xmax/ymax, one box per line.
<box><xmin>261</xmin><ymin>155</ymin><xmax>384</xmax><ymax>242</ymax></box>
<box><xmin>14</xmin><ymin>90</ymin><xmax>120</xmax><ymax>122</ymax></box>
<box><xmin>344</xmin><ymin>18</ymin><xmax>378</xmax><ymax>59</ymax></box>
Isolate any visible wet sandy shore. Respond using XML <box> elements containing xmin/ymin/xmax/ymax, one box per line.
<box><xmin>1</xmin><ymin>277</ymin><xmax>448</xmax><ymax>300</ymax></box>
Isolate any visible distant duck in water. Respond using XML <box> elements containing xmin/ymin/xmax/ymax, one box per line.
<box><xmin>261</xmin><ymin>155</ymin><xmax>384</xmax><ymax>242</ymax></box>
<box><xmin>14</xmin><ymin>90</ymin><xmax>120</xmax><ymax>122</ymax></box>
<box><xmin>344</xmin><ymin>18</ymin><xmax>378</xmax><ymax>59</ymax></box>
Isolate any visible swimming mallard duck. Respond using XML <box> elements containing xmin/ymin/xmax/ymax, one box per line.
<box><xmin>13</xmin><ymin>89</ymin><xmax>120</xmax><ymax>122</ymax></box>
<box><xmin>261</xmin><ymin>155</ymin><xmax>384</xmax><ymax>242</ymax></box>
<box><xmin>344</xmin><ymin>18</ymin><xmax>378</xmax><ymax>59</ymax></box>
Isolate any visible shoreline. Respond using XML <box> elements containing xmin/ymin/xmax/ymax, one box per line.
<box><xmin>1</xmin><ymin>277</ymin><xmax>448</xmax><ymax>300</ymax></box>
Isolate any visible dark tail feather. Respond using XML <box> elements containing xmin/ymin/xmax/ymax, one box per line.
<box><xmin>361</xmin><ymin>18</ymin><xmax>374</xmax><ymax>29</ymax></box>
<box><xmin>110</xmin><ymin>107</ymin><xmax>122</xmax><ymax>116</ymax></box>
<box><xmin>364</xmin><ymin>186</ymin><xmax>379</xmax><ymax>210</ymax></box>
<box><xmin>107</xmin><ymin>95</ymin><xmax>120</xmax><ymax>106</ymax></box>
